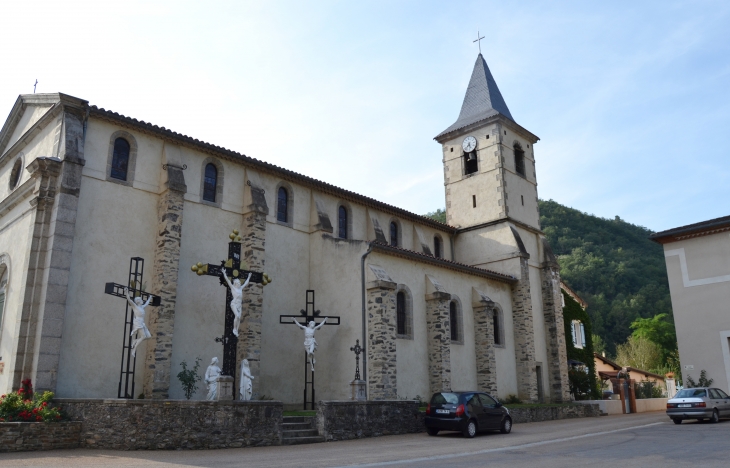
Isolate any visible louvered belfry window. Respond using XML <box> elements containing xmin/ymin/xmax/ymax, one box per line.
<box><xmin>110</xmin><ymin>138</ymin><xmax>130</xmax><ymax>180</ymax></box>
<box><xmin>277</xmin><ymin>187</ymin><xmax>288</xmax><ymax>222</ymax></box>
<box><xmin>396</xmin><ymin>291</ymin><xmax>406</xmax><ymax>335</ymax></box>
<box><xmin>514</xmin><ymin>142</ymin><xmax>526</xmax><ymax>177</ymax></box>
<box><xmin>338</xmin><ymin>206</ymin><xmax>348</xmax><ymax>239</ymax></box>
<box><xmin>203</xmin><ymin>163</ymin><xmax>217</xmax><ymax>202</ymax></box>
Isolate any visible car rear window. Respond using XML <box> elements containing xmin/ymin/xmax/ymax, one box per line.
<box><xmin>675</xmin><ymin>389</ymin><xmax>707</xmax><ymax>398</ymax></box>
<box><xmin>431</xmin><ymin>393</ymin><xmax>459</xmax><ymax>405</ymax></box>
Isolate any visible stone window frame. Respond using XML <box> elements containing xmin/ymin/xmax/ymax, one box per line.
<box><xmin>492</xmin><ymin>304</ymin><xmax>505</xmax><ymax>348</ymax></box>
<box><xmin>513</xmin><ymin>141</ymin><xmax>526</xmax><ymax>178</ymax></box>
<box><xmin>336</xmin><ymin>201</ymin><xmax>353</xmax><ymax>240</ymax></box>
<box><xmin>395</xmin><ymin>284</ymin><xmax>414</xmax><ymax>340</ymax></box>
<box><xmin>449</xmin><ymin>296</ymin><xmax>464</xmax><ymax>345</ymax></box>
<box><xmin>389</xmin><ymin>218</ymin><xmax>402</xmax><ymax>247</ymax></box>
<box><xmin>8</xmin><ymin>153</ymin><xmax>24</xmax><ymax>191</ymax></box>
<box><xmin>199</xmin><ymin>157</ymin><xmax>224</xmax><ymax>208</ymax></box>
<box><xmin>105</xmin><ymin>130</ymin><xmax>138</xmax><ymax>187</ymax></box>
<box><xmin>274</xmin><ymin>181</ymin><xmax>294</xmax><ymax>227</ymax></box>
<box><xmin>0</xmin><ymin>254</ymin><xmax>10</xmax><ymax>345</ymax></box>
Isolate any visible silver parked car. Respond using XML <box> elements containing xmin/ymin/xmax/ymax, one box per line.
<box><xmin>666</xmin><ymin>387</ymin><xmax>730</xmax><ymax>424</ymax></box>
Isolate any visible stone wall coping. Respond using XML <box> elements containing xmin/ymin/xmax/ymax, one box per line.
<box><xmin>318</xmin><ymin>400</ymin><xmax>419</xmax><ymax>406</ymax></box>
<box><xmin>54</xmin><ymin>398</ymin><xmax>283</xmax><ymax>407</ymax></box>
<box><xmin>0</xmin><ymin>421</ymin><xmax>82</xmax><ymax>426</ymax></box>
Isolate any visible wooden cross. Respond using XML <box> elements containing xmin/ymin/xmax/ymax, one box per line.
<box><xmin>104</xmin><ymin>257</ymin><xmax>161</xmax><ymax>399</ymax></box>
<box><xmin>279</xmin><ymin>290</ymin><xmax>340</xmax><ymax>409</ymax></box>
<box><xmin>190</xmin><ymin>229</ymin><xmax>271</xmax><ymax>386</ymax></box>
<box><xmin>473</xmin><ymin>31</ymin><xmax>485</xmax><ymax>54</ymax></box>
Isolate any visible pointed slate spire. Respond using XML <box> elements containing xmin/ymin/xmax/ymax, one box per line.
<box><xmin>437</xmin><ymin>54</ymin><xmax>514</xmax><ymax>138</ymax></box>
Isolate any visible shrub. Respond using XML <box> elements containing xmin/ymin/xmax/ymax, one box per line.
<box><xmin>502</xmin><ymin>394</ymin><xmax>523</xmax><ymax>405</ymax></box>
<box><xmin>685</xmin><ymin>370</ymin><xmax>713</xmax><ymax>388</ymax></box>
<box><xmin>177</xmin><ymin>358</ymin><xmax>202</xmax><ymax>400</ymax></box>
<box><xmin>0</xmin><ymin>383</ymin><xmax>62</xmax><ymax>422</ymax></box>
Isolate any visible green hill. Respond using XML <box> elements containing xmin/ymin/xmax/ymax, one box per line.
<box><xmin>538</xmin><ymin>200</ymin><xmax>672</xmax><ymax>355</ymax></box>
<box><xmin>425</xmin><ymin>201</ymin><xmax>673</xmax><ymax>354</ymax></box>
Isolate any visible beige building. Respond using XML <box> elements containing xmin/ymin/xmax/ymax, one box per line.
<box><xmin>0</xmin><ymin>54</ymin><xmax>571</xmax><ymax>403</ymax></box>
<box><xmin>651</xmin><ymin>216</ymin><xmax>730</xmax><ymax>393</ymax></box>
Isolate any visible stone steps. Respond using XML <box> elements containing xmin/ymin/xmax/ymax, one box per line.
<box><xmin>281</xmin><ymin>416</ymin><xmax>324</xmax><ymax>445</ymax></box>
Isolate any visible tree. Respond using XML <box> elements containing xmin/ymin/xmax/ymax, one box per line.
<box><xmin>615</xmin><ymin>336</ymin><xmax>663</xmax><ymax>371</ymax></box>
<box><xmin>592</xmin><ymin>334</ymin><xmax>607</xmax><ymax>356</ymax></box>
<box><xmin>177</xmin><ymin>358</ymin><xmax>202</xmax><ymax>400</ymax></box>
<box><xmin>630</xmin><ymin>313</ymin><xmax>677</xmax><ymax>359</ymax></box>
<box><xmin>424</xmin><ymin>208</ymin><xmax>446</xmax><ymax>224</ymax></box>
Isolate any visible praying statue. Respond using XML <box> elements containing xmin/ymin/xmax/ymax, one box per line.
<box><xmin>239</xmin><ymin>359</ymin><xmax>254</xmax><ymax>401</ymax></box>
<box><xmin>124</xmin><ymin>287</ymin><xmax>152</xmax><ymax>357</ymax></box>
<box><xmin>205</xmin><ymin>357</ymin><xmax>222</xmax><ymax>400</ymax></box>
<box><xmin>222</xmin><ymin>270</ymin><xmax>252</xmax><ymax>337</ymax></box>
<box><xmin>293</xmin><ymin>317</ymin><xmax>327</xmax><ymax>371</ymax></box>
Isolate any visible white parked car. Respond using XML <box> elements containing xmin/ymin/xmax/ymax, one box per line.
<box><xmin>666</xmin><ymin>387</ymin><xmax>730</xmax><ymax>424</ymax></box>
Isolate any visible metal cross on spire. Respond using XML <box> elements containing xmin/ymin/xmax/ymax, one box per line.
<box><xmin>33</xmin><ymin>79</ymin><xmax>38</xmax><ymax>93</ymax></box>
<box><xmin>473</xmin><ymin>31</ymin><xmax>485</xmax><ymax>54</ymax></box>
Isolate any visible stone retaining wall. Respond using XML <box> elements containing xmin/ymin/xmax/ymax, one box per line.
<box><xmin>507</xmin><ymin>403</ymin><xmax>601</xmax><ymax>423</ymax></box>
<box><xmin>0</xmin><ymin>422</ymin><xmax>81</xmax><ymax>452</ymax></box>
<box><xmin>56</xmin><ymin>398</ymin><xmax>282</xmax><ymax>450</ymax></box>
<box><xmin>317</xmin><ymin>400</ymin><xmax>423</xmax><ymax>441</ymax></box>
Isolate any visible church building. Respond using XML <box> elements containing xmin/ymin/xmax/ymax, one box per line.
<box><xmin>0</xmin><ymin>54</ymin><xmax>571</xmax><ymax>404</ymax></box>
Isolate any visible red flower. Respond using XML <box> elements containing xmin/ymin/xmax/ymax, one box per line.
<box><xmin>42</xmin><ymin>402</ymin><xmax>48</xmax><ymax>407</ymax></box>
<box><xmin>36</xmin><ymin>416</ymin><xmax>42</xmax><ymax>421</ymax></box>
<box><xmin>17</xmin><ymin>389</ymin><xmax>24</xmax><ymax>394</ymax></box>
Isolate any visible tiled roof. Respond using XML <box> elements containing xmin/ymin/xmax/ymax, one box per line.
<box><xmin>649</xmin><ymin>214</ymin><xmax>730</xmax><ymax>244</ymax></box>
<box><xmin>436</xmin><ymin>54</ymin><xmax>514</xmax><ymax>139</ymax></box>
<box><xmin>369</xmin><ymin>241</ymin><xmax>517</xmax><ymax>284</ymax></box>
<box><xmin>88</xmin><ymin>106</ymin><xmax>456</xmax><ymax>233</ymax></box>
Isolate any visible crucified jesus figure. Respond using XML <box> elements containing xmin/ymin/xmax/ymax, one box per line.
<box><xmin>293</xmin><ymin>318</ymin><xmax>327</xmax><ymax>371</ymax></box>
<box><xmin>124</xmin><ymin>287</ymin><xmax>152</xmax><ymax>357</ymax></box>
<box><xmin>222</xmin><ymin>270</ymin><xmax>252</xmax><ymax>337</ymax></box>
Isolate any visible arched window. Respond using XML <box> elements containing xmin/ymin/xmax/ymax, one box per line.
<box><xmin>396</xmin><ymin>291</ymin><xmax>406</xmax><ymax>336</ymax></box>
<box><xmin>390</xmin><ymin>222</ymin><xmax>398</xmax><ymax>247</ymax></box>
<box><xmin>450</xmin><ymin>301</ymin><xmax>459</xmax><ymax>342</ymax></box>
<box><xmin>434</xmin><ymin>236</ymin><xmax>442</xmax><ymax>258</ymax></box>
<box><xmin>493</xmin><ymin>308</ymin><xmax>503</xmax><ymax>346</ymax></box>
<box><xmin>203</xmin><ymin>163</ymin><xmax>218</xmax><ymax>202</ymax></box>
<box><xmin>8</xmin><ymin>157</ymin><xmax>22</xmax><ymax>190</ymax></box>
<box><xmin>514</xmin><ymin>142</ymin><xmax>526</xmax><ymax>177</ymax></box>
<box><xmin>110</xmin><ymin>138</ymin><xmax>131</xmax><ymax>180</ymax></box>
<box><xmin>338</xmin><ymin>206</ymin><xmax>348</xmax><ymax>239</ymax></box>
<box><xmin>277</xmin><ymin>187</ymin><xmax>288</xmax><ymax>223</ymax></box>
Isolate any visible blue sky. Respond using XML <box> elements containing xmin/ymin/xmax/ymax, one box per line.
<box><xmin>1</xmin><ymin>0</ymin><xmax>728</xmax><ymax>232</ymax></box>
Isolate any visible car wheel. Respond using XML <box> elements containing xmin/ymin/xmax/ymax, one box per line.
<box><xmin>710</xmin><ymin>409</ymin><xmax>720</xmax><ymax>424</ymax></box>
<box><xmin>500</xmin><ymin>417</ymin><xmax>512</xmax><ymax>434</ymax></box>
<box><xmin>672</xmin><ymin>418</ymin><xmax>682</xmax><ymax>425</ymax></box>
<box><xmin>427</xmin><ymin>428</ymin><xmax>439</xmax><ymax>436</ymax></box>
<box><xmin>463</xmin><ymin>420</ymin><xmax>477</xmax><ymax>438</ymax></box>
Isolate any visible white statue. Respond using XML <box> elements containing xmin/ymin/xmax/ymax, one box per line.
<box><xmin>293</xmin><ymin>317</ymin><xmax>327</xmax><ymax>371</ymax></box>
<box><xmin>124</xmin><ymin>287</ymin><xmax>152</xmax><ymax>357</ymax></box>
<box><xmin>204</xmin><ymin>357</ymin><xmax>222</xmax><ymax>400</ymax></box>
<box><xmin>222</xmin><ymin>270</ymin><xmax>252</xmax><ymax>337</ymax></box>
<box><xmin>239</xmin><ymin>359</ymin><xmax>254</xmax><ymax>401</ymax></box>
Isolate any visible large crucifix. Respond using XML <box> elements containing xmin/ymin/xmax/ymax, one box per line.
<box><xmin>191</xmin><ymin>229</ymin><xmax>272</xmax><ymax>388</ymax></box>
<box><xmin>279</xmin><ymin>290</ymin><xmax>340</xmax><ymax>409</ymax></box>
<box><xmin>104</xmin><ymin>257</ymin><xmax>161</xmax><ymax>399</ymax></box>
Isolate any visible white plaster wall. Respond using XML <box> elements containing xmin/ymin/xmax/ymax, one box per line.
<box><xmin>0</xmin><ymin>201</ymin><xmax>35</xmax><ymax>393</ymax></box>
<box><xmin>663</xmin><ymin>234</ymin><xmax>730</xmax><ymax>393</ymax></box>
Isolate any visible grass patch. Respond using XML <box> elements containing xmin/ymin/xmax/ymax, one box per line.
<box><xmin>283</xmin><ymin>410</ymin><xmax>317</xmax><ymax>417</ymax></box>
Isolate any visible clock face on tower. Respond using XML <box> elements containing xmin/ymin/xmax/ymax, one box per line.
<box><xmin>462</xmin><ymin>136</ymin><xmax>477</xmax><ymax>153</ymax></box>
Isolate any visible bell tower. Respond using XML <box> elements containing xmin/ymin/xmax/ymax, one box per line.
<box><xmin>435</xmin><ymin>54</ymin><xmax>540</xmax><ymax>232</ymax></box>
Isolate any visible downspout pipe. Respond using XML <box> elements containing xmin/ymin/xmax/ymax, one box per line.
<box><xmin>360</xmin><ymin>242</ymin><xmax>374</xmax><ymax>392</ymax></box>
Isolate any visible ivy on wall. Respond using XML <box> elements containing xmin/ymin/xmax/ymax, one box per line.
<box><xmin>562</xmin><ymin>289</ymin><xmax>600</xmax><ymax>399</ymax></box>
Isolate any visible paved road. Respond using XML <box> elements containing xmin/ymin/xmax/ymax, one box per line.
<box><xmin>1</xmin><ymin>412</ymin><xmax>728</xmax><ymax>467</ymax></box>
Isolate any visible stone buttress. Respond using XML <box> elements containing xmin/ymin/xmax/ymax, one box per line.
<box><xmin>511</xmin><ymin>257</ymin><xmax>538</xmax><ymax>402</ymax></box>
<box><xmin>144</xmin><ymin>164</ymin><xmax>186</xmax><ymax>398</ymax></box>
<box><xmin>365</xmin><ymin>264</ymin><xmax>397</xmax><ymax>400</ymax></box>
<box><xmin>472</xmin><ymin>288</ymin><xmax>497</xmax><ymax>394</ymax></box>
<box><xmin>425</xmin><ymin>275</ymin><xmax>451</xmax><ymax>395</ymax></box>
<box><xmin>237</xmin><ymin>173</ymin><xmax>268</xmax><ymax>399</ymax></box>
<box><xmin>540</xmin><ymin>238</ymin><xmax>571</xmax><ymax>402</ymax></box>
